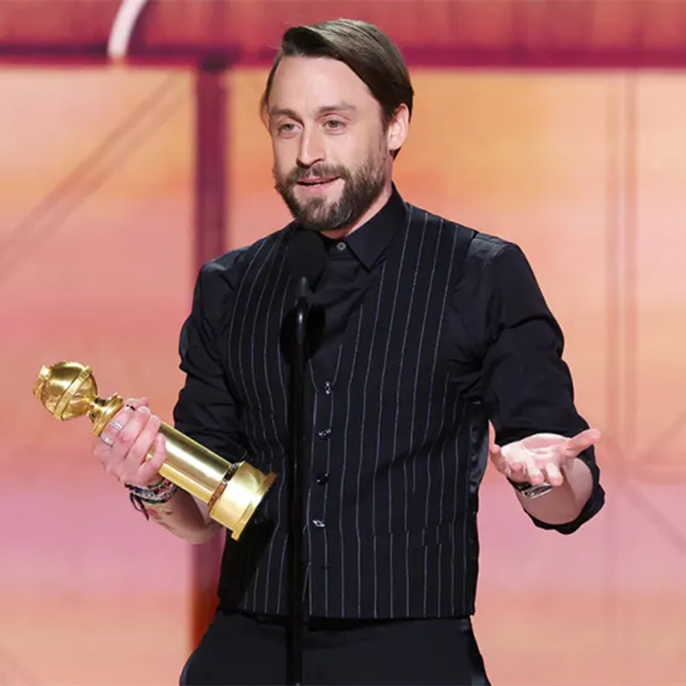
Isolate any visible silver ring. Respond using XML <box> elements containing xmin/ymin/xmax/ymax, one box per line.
<box><xmin>100</xmin><ymin>434</ymin><xmax>114</xmax><ymax>446</ymax></box>
<box><xmin>109</xmin><ymin>419</ymin><xmax>124</xmax><ymax>431</ymax></box>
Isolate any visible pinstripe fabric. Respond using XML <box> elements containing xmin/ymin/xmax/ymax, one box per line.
<box><xmin>173</xmin><ymin>187</ymin><xmax>604</xmax><ymax>620</ymax></box>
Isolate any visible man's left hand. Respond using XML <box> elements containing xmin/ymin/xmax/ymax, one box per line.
<box><xmin>489</xmin><ymin>428</ymin><xmax>602</xmax><ymax>487</ymax></box>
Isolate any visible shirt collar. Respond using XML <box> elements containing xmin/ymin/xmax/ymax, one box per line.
<box><xmin>343</xmin><ymin>184</ymin><xmax>408</xmax><ymax>270</ymax></box>
<box><xmin>312</xmin><ymin>184</ymin><xmax>408</xmax><ymax>270</ymax></box>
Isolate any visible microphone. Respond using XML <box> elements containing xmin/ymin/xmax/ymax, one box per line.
<box><xmin>285</xmin><ymin>230</ymin><xmax>328</xmax><ymax>301</ymax></box>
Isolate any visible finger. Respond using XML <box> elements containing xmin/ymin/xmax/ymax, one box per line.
<box><xmin>542</xmin><ymin>462</ymin><xmax>564</xmax><ymax>487</ymax></box>
<box><xmin>123</xmin><ymin>397</ymin><xmax>149</xmax><ymax>412</ymax></box>
<box><xmin>521</xmin><ymin>455</ymin><xmax>546</xmax><ymax>485</ymax></box>
<box><xmin>508</xmin><ymin>462</ymin><xmax>528</xmax><ymax>481</ymax></box>
<box><xmin>105</xmin><ymin>405</ymin><xmax>153</xmax><ymax>473</ymax></box>
<box><xmin>122</xmin><ymin>411</ymin><xmax>161</xmax><ymax>480</ymax></box>
<box><xmin>566</xmin><ymin>428</ymin><xmax>602</xmax><ymax>456</ymax></box>
<box><xmin>97</xmin><ymin>401</ymin><xmax>144</xmax><ymax>453</ymax></box>
<box><xmin>132</xmin><ymin>433</ymin><xmax>168</xmax><ymax>487</ymax></box>
<box><xmin>489</xmin><ymin>444</ymin><xmax>509</xmax><ymax>474</ymax></box>
<box><xmin>115</xmin><ymin>406</ymin><xmax>158</xmax><ymax>475</ymax></box>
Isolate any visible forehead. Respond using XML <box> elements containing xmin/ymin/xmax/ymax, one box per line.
<box><xmin>268</xmin><ymin>56</ymin><xmax>377</xmax><ymax>114</ymax></box>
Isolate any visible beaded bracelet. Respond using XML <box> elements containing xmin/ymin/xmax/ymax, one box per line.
<box><xmin>126</xmin><ymin>478</ymin><xmax>179</xmax><ymax>519</ymax></box>
<box><xmin>126</xmin><ymin>477</ymin><xmax>178</xmax><ymax>503</ymax></box>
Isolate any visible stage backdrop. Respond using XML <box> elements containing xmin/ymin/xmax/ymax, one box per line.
<box><xmin>0</xmin><ymin>65</ymin><xmax>684</xmax><ymax>686</ymax></box>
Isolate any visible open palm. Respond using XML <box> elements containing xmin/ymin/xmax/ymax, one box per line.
<box><xmin>489</xmin><ymin>428</ymin><xmax>601</xmax><ymax>487</ymax></box>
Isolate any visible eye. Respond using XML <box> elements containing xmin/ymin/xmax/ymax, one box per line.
<box><xmin>276</xmin><ymin>122</ymin><xmax>298</xmax><ymax>136</ymax></box>
<box><xmin>324</xmin><ymin>119</ymin><xmax>346</xmax><ymax>131</ymax></box>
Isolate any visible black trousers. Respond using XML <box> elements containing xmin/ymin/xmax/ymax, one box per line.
<box><xmin>180</xmin><ymin>610</ymin><xmax>491</xmax><ymax>686</ymax></box>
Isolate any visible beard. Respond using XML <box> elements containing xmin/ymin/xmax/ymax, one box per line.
<box><xmin>274</xmin><ymin>156</ymin><xmax>386</xmax><ymax>233</ymax></box>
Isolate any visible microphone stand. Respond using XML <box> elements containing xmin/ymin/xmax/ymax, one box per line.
<box><xmin>287</xmin><ymin>276</ymin><xmax>311</xmax><ymax>686</ymax></box>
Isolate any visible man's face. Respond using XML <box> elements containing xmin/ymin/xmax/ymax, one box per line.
<box><xmin>267</xmin><ymin>56</ymin><xmax>395</xmax><ymax>233</ymax></box>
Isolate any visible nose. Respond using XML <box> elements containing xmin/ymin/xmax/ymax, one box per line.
<box><xmin>296</xmin><ymin>128</ymin><xmax>325</xmax><ymax>168</ymax></box>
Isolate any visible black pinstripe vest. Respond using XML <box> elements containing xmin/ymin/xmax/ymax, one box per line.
<box><xmin>216</xmin><ymin>196</ymin><xmax>488</xmax><ymax>619</ymax></box>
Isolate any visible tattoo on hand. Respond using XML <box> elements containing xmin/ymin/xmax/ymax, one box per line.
<box><xmin>144</xmin><ymin>505</ymin><xmax>177</xmax><ymax>532</ymax></box>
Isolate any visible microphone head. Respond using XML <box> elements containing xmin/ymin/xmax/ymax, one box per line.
<box><xmin>285</xmin><ymin>230</ymin><xmax>328</xmax><ymax>289</ymax></box>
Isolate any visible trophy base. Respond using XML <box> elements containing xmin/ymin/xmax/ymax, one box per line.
<box><xmin>209</xmin><ymin>462</ymin><xmax>277</xmax><ymax>540</ymax></box>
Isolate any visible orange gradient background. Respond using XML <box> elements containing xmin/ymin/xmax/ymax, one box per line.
<box><xmin>1</xmin><ymin>65</ymin><xmax>685</xmax><ymax>685</ymax></box>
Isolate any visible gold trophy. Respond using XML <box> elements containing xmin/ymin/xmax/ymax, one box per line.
<box><xmin>33</xmin><ymin>361</ymin><xmax>276</xmax><ymax>541</ymax></box>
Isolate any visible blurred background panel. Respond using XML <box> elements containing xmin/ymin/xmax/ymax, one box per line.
<box><xmin>1</xmin><ymin>1</ymin><xmax>685</xmax><ymax>685</ymax></box>
<box><xmin>0</xmin><ymin>68</ymin><xmax>195</xmax><ymax>686</ymax></box>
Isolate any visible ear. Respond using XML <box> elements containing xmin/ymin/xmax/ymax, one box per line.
<box><xmin>386</xmin><ymin>104</ymin><xmax>410</xmax><ymax>155</ymax></box>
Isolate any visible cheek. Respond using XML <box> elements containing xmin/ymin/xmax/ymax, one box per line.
<box><xmin>272</xmin><ymin>146</ymin><xmax>293</xmax><ymax>180</ymax></box>
<box><xmin>328</xmin><ymin>137</ymin><xmax>367</xmax><ymax>171</ymax></box>
<box><xmin>347</xmin><ymin>128</ymin><xmax>387</xmax><ymax>163</ymax></box>
<box><xmin>271</xmin><ymin>133</ymin><xmax>296</xmax><ymax>162</ymax></box>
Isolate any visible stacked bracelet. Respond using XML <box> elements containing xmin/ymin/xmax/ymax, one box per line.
<box><xmin>126</xmin><ymin>478</ymin><xmax>179</xmax><ymax>519</ymax></box>
<box><xmin>127</xmin><ymin>478</ymin><xmax>178</xmax><ymax>503</ymax></box>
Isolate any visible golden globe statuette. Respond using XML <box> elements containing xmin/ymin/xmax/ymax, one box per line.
<box><xmin>32</xmin><ymin>361</ymin><xmax>276</xmax><ymax>541</ymax></box>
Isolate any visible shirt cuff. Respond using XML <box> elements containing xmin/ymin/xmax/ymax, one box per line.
<box><xmin>525</xmin><ymin>449</ymin><xmax>606</xmax><ymax>534</ymax></box>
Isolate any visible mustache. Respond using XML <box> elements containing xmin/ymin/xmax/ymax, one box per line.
<box><xmin>285</xmin><ymin>165</ymin><xmax>351</xmax><ymax>185</ymax></box>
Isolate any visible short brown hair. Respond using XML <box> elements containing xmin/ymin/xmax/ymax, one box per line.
<box><xmin>261</xmin><ymin>19</ymin><xmax>414</xmax><ymax>153</ymax></box>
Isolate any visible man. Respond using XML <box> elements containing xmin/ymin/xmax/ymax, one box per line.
<box><xmin>93</xmin><ymin>18</ymin><xmax>605</xmax><ymax>686</ymax></box>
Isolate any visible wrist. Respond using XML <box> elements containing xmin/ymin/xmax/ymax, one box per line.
<box><xmin>126</xmin><ymin>479</ymin><xmax>179</xmax><ymax>519</ymax></box>
<box><xmin>142</xmin><ymin>475</ymin><xmax>166</xmax><ymax>488</ymax></box>
<box><xmin>507</xmin><ymin>477</ymin><xmax>553</xmax><ymax>499</ymax></box>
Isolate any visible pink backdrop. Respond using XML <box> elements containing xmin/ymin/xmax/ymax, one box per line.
<box><xmin>1</xmin><ymin>65</ymin><xmax>685</xmax><ymax>685</ymax></box>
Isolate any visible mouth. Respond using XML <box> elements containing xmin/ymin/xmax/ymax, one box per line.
<box><xmin>296</xmin><ymin>177</ymin><xmax>339</xmax><ymax>190</ymax></box>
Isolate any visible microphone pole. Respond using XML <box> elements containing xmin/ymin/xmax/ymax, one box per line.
<box><xmin>287</xmin><ymin>275</ymin><xmax>311</xmax><ymax>686</ymax></box>
<box><xmin>285</xmin><ymin>230</ymin><xmax>326</xmax><ymax>686</ymax></box>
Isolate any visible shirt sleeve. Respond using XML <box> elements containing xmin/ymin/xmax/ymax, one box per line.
<box><xmin>453</xmin><ymin>238</ymin><xmax>605</xmax><ymax>534</ymax></box>
<box><xmin>172</xmin><ymin>251</ymin><xmax>249</xmax><ymax>463</ymax></box>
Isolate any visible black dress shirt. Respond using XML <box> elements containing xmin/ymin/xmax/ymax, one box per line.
<box><xmin>173</xmin><ymin>185</ymin><xmax>605</xmax><ymax>620</ymax></box>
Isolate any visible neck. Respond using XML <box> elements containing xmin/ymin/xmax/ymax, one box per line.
<box><xmin>321</xmin><ymin>181</ymin><xmax>393</xmax><ymax>240</ymax></box>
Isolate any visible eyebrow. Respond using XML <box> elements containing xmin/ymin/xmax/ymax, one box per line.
<box><xmin>268</xmin><ymin>102</ymin><xmax>357</xmax><ymax>118</ymax></box>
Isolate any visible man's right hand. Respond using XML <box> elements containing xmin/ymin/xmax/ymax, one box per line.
<box><xmin>92</xmin><ymin>397</ymin><xmax>168</xmax><ymax>487</ymax></box>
